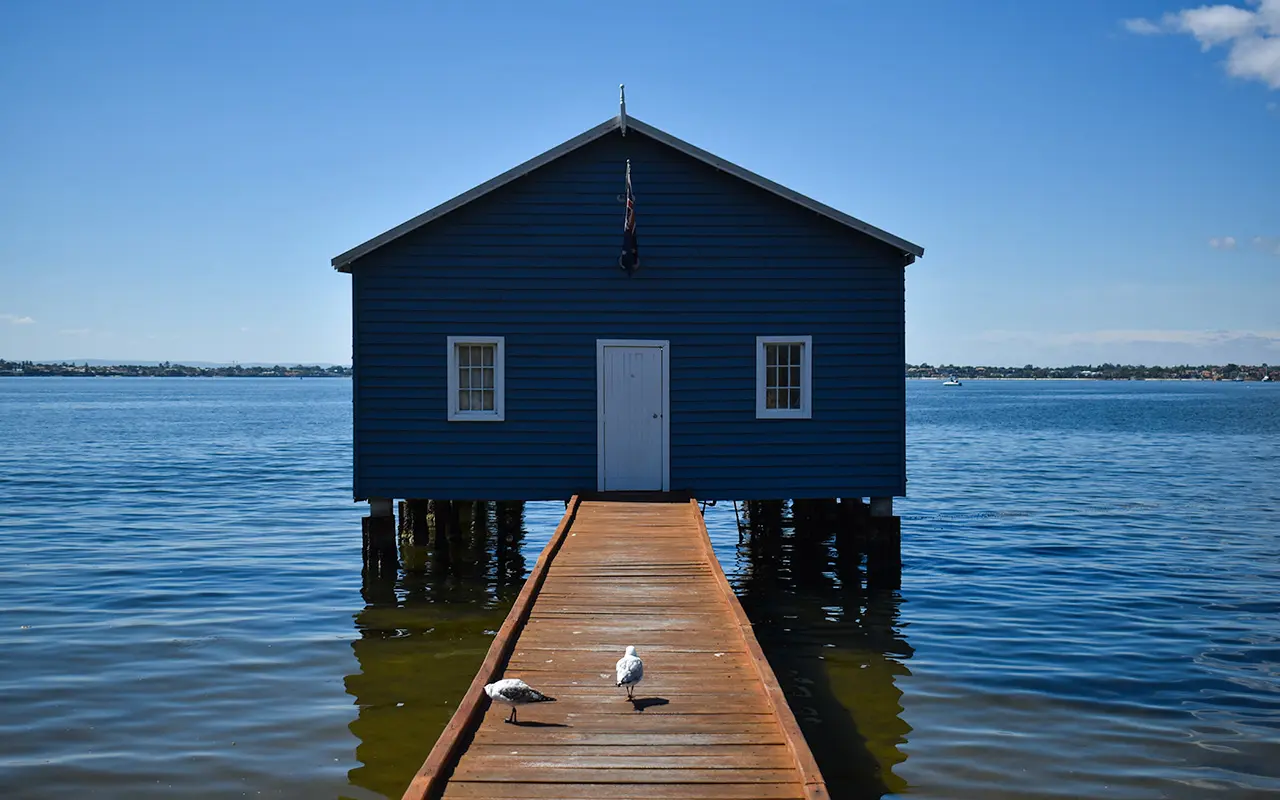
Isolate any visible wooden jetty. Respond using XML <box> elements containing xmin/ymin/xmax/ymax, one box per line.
<box><xmin>402</xmin><ymin>495</ymin><xmax>827</xmax><ymax>800</ymax></box>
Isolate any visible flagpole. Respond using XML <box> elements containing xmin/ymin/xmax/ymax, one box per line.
<box><xmin>619</xmin><ymin>84</ymin><xmax>627</xmax><ymax>136</ymax></box>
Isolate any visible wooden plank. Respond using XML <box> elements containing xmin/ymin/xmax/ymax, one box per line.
<box><xmin>498</xmin><ymin>681</ymin><xmax>763</xmax><ymax>694</ymax></box>
<box><xmin>469</xmin><ymin>732</ymin><xmax>789</xmax><ymax>747</ymax></box>
<box><xmin>399</xmin><ymin>496</ymin><xmax>582</xmax><ymax>800</ymax></box>
<box><xmin>508</xmin><ymin>656</ymin><xmax>750</xmax><ymax>667</ymax></box>
<box><xmin>511</xmin><ymin>642</ymin><xmax>747</xmax><ymax>653</ymax></box>
<box><xmin>450</xmin><ymin>766</ymin><xmax>801</xmax><ymax>784</ymax></box>
<box><xmin>482</xmin><ymin>706</ymin><xmax>774</xmax><ymax>719</ymax></box>
<box><xmin>459</xmin><ymin>753</ymin><xmax>794</xmax><ymax>770</ymax></box>
<box><xmin>442</xmin><ymin>783</ymin><xmax>804</xmax><ymax>799</ymax></box>
<box><xmin>480</xmin><ymin>708</ymin><xmax>779</xmax><ymax>728</ymax></box>
<box><xmin>501</xmin><ymin>665</ymin><xmax>754</xmax><ymax>677</ymax></box>
<box><xmin>465</xmin><ymin>744</ymin><xmax>793</xmax><ymax>759</ymax></box>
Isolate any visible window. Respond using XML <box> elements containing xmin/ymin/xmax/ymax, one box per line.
<box><xmin>447</xmin><ymin>336</ymin><xmax>505</xmax><ymax>421</ymax></box>
<box><xmin>756</xmin><ymin>336</ymin><xmax>812</xmax><ymax>419</ymax></box>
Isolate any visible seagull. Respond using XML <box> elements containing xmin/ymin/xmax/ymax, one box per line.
<box><xmin>615</xmin><ymin>645</ymin><xmax>644</xmax><ymax>700</ymax></box>
<box><xmin>484</xmin><ymin>678</ymin><xmax>556</xmax><ymax>724</ymax></box>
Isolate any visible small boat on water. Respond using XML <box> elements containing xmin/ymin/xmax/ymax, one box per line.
<box><xmin>942</xmin><ymin>375</ymin><xmax>962</xmax><ymax>386</ymax></box>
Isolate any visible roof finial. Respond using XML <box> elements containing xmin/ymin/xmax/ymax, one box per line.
<box><xmin>619</xmin><ymin>84</ymin><xmax>627</xmax><ymax>136</ymax></box>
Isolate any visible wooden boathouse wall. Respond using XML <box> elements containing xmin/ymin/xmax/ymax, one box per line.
<box><xmin>347</xmin><ymin>126</ymin><xmax>908</xmax><ymax>502</ymax></box>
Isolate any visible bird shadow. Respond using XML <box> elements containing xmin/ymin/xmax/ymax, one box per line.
<box><xmin>630</xmin><ymin>697</ymin><xmax>670</xmax><ymax>712</ymax></box>
<box><xmin>507</xmin><ymin>720</ymin><xmax>570</xmax><ymax>728</ymax></box>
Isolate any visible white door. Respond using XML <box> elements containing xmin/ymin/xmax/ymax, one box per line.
<box><xmin>597</xmin><ymin>340</ymin><xmax>668</xmax><ymax>491</ymax></box>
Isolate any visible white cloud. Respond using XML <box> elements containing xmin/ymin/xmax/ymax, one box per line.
<box><xmin>1210</xmin><ymin>235</ymin><xmax>1239</xmax><ymax>249</ymax></box>
<box><xmin>969</xmin><ymin>328</ymin><xmax>1280</xmax><ymax>365</ymax></box>
<box><xmin>1253</xmin><ymin>235</ymin><xmax>1280</xmax><ymax>254</ymax></box>
<box><xmin>1124</xmin><ymin>17</ymin><xmax>1165</xmax><ymax>35</ymax></box>
<box><xmin>977</xmin><ymin>328</ymin><xmax>1280</xmax><ymax>347</ymax></box>
<box><xmin>1</xmin><ymin>313</ymin><xmax>35</xmax><ymax>325</ymax></box>
<box><xmin>1226</xmin><ymin>33</ymin><xmax>1280</xmax><ymax>85</ymax></box>
<box><xmin>1125</xmin><ymin>1</ymin><xmax>1280</xmax><ymax>89</ymax></box>
<box><xmin>1181</xmin><ymin>4</ymin><xmax>1262</xmax><ymax>48</ymax></box>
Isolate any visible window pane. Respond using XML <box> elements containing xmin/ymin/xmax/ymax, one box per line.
<box><xmin>481</xmin><ymin>345</ymin><xmax>494</xmax><ymax>366</ymax></box>
<box><xmin>766</xmin><ymin>344</ymin><xmax>779</xmax><ymax>367</ymax></box>
<box><xmin>789</xmin><ymin>387</ymin><xmax>801</xmax><ymax>409</ymax></box>
<box><xmin>481</xmin><ymin>367</ymin><xmax>494</xmax><ymax>389</ymax></box>
<box><xmin>766</xmin><ymin>388</ymin><xmax>778</xmax><ymax>409</ymax></box>
<box><xmin>458</xmin><ymin>346</ymin><xmax>471</xmax><ymax>367</ymax></box>
<box><xmin>459</xmin><ymin>368</ymin><xmax>471</xmax><ymax>389</ymax></box>
<box><xmin>789</xmin><ymin>366</ymin><xmax>801</xmax><ymax>388</ymax></box>
<box><xmin>481</xmin><ymin>390</ymin><xmax>494</xmax><ymax>411</ymax></box>
<box><xmin>458</xmin><ymin>389</ymin><xmax>470</xmax><ymax>411</ymax></box>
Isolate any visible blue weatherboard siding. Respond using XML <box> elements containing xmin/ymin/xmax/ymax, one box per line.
<box><xmin>349</xmin><ymin>128</ymin><xmax>906</xmax><ymax>502</ymax></box>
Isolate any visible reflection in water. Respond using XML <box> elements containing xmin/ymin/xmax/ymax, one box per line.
<box><xmin>345</xmin><ymin>498</ymin><xmax>913</xmax><ymax>800</ymax></box>
<box><xmin>345</xmin><ymin>502</ymin><xmax>529</xmax><ymax>799</ymax></box>
<box><xmin>732</xmin><ymin>500</ymin><xmax>914</xmax><ymax>800</ymax></box>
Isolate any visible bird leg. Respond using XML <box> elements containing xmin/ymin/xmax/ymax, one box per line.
<box><xmin>507</xmin><ymin>707</ymin><xmax>517</xmax><ymax>724</ymax></box>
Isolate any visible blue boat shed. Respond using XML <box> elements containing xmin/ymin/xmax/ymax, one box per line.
<box><xmin>333</xmin><ymin>105</ymin><xmax>923</xmax><ymax>512</ymax></box>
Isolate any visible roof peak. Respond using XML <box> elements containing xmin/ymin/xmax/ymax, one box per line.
<box><xmin>332</xmin><ymin>115</ymin><xmax>923</xmax><ymax>271</ymax></box>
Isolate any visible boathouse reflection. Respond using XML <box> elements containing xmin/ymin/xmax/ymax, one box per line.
<box><xmin>345</xmin><ymin>502</ymin><xmax>529</xmax><ymax>799</ymax></box>
<box><xmin>345</xmin><ymin>499</ymin><xmax>911</xmax><ymax>799</ymax></box>
<box><xmin>734</xmin><ymin>500</ymin><xmax>914</xmax><ymax>799</ymax></box>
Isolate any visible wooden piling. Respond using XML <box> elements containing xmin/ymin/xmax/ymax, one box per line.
<box><xmin>362</xmin><ymin>514</ymin><xmax>398</xmax><ymax>575</ymax></box>
<box><xmin>864</xmin><ymin>516</ymin><xmax>902</xmax><ymax>591</ymax></box>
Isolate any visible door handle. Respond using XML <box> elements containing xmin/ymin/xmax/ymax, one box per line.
<box><xmin>652</xmin><ymin>413</ymin><xmax>659</xmax><ymax>418</ymax></box>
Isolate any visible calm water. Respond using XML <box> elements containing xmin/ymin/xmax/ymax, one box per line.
<box><xmin>0</xmin><ymin>378</ymin><xmax>1277</xmax><ymax>799</ymax></box>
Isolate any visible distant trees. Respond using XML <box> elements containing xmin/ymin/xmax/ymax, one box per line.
<box><xmin>0</xmin><ymin>360</ymin><xmax>353</xmax><ymax>378</ymax></box>
<box><xmin>904</xmin><ymin>362</ymin><xmax>1278</xmax><ymax>382</ymax></box>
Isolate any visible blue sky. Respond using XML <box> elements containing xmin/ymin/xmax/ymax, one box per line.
<box><xmin>2</xmin><ymin>1</ymin><xmax>1277</xmax><ymax>366</ymax></box>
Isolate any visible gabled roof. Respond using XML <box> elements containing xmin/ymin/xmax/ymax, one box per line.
<box><xmin>332</xmin><ymin>115</ymin><xmax>924</xmax><ymax>272</ymax></box>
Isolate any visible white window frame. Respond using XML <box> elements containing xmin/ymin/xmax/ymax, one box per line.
<box><xmin>447</xmin><ymin>336</ymin><xmax>505</xmax><ymax>421</ymax></box>
<box><xmin>756</xmin><ymin>335</ymin><xmax>812</xmax><ymax>419</ymax></box>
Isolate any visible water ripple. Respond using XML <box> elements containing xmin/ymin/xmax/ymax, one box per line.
<box><xmin>0</xmin><ymin>378</ymin><xmax>1277</xmax><ymax>798</ymax></box>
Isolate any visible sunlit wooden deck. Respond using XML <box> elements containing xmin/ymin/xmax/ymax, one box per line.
<box><xmin>402</xmin><ymin>495</ymin><xmax>827</xmax><ymax>800</ymax></box>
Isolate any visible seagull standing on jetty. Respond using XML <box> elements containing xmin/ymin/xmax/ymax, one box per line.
<box><xmin>615</xmin><ymin>645</ymin><xmax>644</xmax><ymax>700</ymax></box>
<box><xmin>484</xmin><ymin>678</ymin><xmax>556</xmax><ymax>724</ymax></box>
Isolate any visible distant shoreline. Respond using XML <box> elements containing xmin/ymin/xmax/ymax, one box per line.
<box><xmin>0</xmin><ymin>374</ymin><xmax>351</xmax><ymax>379</ymax></box>
<box><xmin>0</xmin><ymin>361</ymin><xmax>351</xmax><ymax>378</ymax></box>
<box><xmin>2</xmin><ymin>361</ymin><xmax>1274</xmax><ymax>382</ymax></box>
<box><xmin>910</xmin><ymin>376</ymin><xmax>1273</xmax><ymax>382</ymax></box>
<box><xmin>908</xmin><ymin>364</ymin><xmax>1275</xmax><ymax>382</ymax></box>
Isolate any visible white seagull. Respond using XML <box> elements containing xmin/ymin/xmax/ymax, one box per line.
<box><xmin>483</xmin><ymin>678</ymin><xmax>556</xmax><ymax>723</ymax></box>
<box><xmin>615</xmin><ymin>645</ymin><xmax>644</xmax><ymax>700</ymax></box>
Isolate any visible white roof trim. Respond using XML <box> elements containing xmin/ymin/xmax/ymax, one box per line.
<box><xmin>332</xmin><ymin>115</ymin><xmax>923</xmax><ymax>272</ymax></box>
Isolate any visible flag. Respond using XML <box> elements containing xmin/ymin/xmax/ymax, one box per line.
<box><xmin>620</xmin><ymin>160</ymin><xmax>639</xmax><ymax>273</ymax></box>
